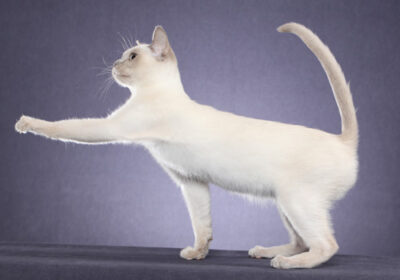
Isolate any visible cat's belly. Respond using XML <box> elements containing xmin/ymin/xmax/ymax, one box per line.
<box><xmin>143</xmin><ymin>140</ymin><xmax>276</xmax><ymax>198</ymax></box>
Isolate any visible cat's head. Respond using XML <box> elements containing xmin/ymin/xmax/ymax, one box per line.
<box><xmin>112</xmin><ymin>26</ymin><xmax>178</xmax><ymax>88</ymax></box>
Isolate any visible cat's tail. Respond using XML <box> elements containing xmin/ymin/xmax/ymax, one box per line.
<box><xmin>277</xmin><ymin>22</ymin><xmax>358</xmax><ymax>149</ymax></box>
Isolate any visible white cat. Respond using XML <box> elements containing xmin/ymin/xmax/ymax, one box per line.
<box><xmin>15</xmin><ymin>22</ymin><xmax>358</xmax><ymax>269</ymax></box>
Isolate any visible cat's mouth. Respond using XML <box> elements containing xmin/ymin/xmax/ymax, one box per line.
<box><xmin>112</xmin><ymin>68</ymin><xmax>130</xmax><ymax>79</ymax></box>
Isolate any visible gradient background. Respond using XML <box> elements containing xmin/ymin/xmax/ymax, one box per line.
<box><xmin>1</xmin><ymin>0</ymin><xmax>399</xmax><ymax>257</ymax></box>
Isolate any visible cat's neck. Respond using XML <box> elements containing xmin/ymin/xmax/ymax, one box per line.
<box><xmin>127</xmin><ymin>74</ymin><xmax>189</xmax><ymax>101</ymax></box>
<box><xmin>111</xmin><ymin>80</ymin><xmax>192</xmax><ymax>120</ymax></box>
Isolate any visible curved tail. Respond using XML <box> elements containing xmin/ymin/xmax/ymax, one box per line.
<box><xmin>278</xmin><ymin>22</ymin><xmax>358</xmax><ymax>149</ymax></box>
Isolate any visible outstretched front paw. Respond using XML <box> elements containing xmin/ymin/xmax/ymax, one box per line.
<box><xmin>180</xmin><ymin>246</ymin><xmax>208</xmax><ymax>260</ymax></box>
<box><xmin>15</xmin><ymin>115</ymin><xmax>35</xmax><ymax>134</ymax></box>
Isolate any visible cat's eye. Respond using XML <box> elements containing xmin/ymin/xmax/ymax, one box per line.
<box><xmin>129</xmin><ymin>53</ymin><xmax>137</xmax><ymax>60</ymax></box>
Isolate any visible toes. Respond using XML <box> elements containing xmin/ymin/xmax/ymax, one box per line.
<box><xmin>271</xmin><ymin>255</ymin><xmax>290</xmax><ymax>269</ymax></box>
<box><xmin>180</xmin><ymin>246</ymin><xmax>208</xmax><ymax>260</ymax></box>
<box><xmin>15</xmin><ymin>116</ymin><xmax>32</xmax><ymax>133</ymax></box>
<box><xmin>15</xmin><ymin>117</ymin><xmax>27</xmax><ymax>133</ymax></box>
<box><xmin>249</xmin><ymin>245</ymin><xmax>277</xmax><ymax>259</ymax></box>
<box><xmin>248</xmin><ymin>245</ymin><xmax>264</xmax><ymax>258</ymax></box>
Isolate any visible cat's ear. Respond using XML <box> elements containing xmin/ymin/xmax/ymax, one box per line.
<box><xmin>150</xmin><ymin>26</ymin><xmax>171</xmax><ymax>59</ymax></box>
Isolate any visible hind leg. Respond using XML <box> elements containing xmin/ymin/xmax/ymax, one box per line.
<box><xmin>270</xmin><ymin>193</ymin><xmax>338</xmax><ymax>269</ymax></box>
<box><xmin>249</xmin><ymin>207</ymin><xmax>307</xmax><ymax>258</ymax></box>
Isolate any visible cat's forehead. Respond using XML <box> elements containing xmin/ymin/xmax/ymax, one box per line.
<box><xmin>123</xmin><ymin>44</ymin><xmax>150</xmax><ymax>56</ymax></box>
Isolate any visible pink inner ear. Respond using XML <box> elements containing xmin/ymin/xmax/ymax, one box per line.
<box><xmin>151</xmin><ymin>29</ymin><xmax>169</xmax><ymax>56</ymax></box>
<box><xmin>151</xmin><ymin>43</ymin><xmax>164</xmax><ymax>56</ymax></box>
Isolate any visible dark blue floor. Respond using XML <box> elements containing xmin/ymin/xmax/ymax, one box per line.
<box><xmin>0</xmin><ymin>243</ymin><xmax>399</xmax><ymax>280</ymax></box>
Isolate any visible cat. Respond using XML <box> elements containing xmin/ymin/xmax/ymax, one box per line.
<box><xmin>15</xmin><ymin>22</ymin><xmax>358</xmax><ymax>269</ymax></box>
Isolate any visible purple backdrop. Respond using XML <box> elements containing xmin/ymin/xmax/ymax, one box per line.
<box><xmin>1</xmin><ymin>0</ymin><xmax>399</xmax><ymax>256</ymax></box>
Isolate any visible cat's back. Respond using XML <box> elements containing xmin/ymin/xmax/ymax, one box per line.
<box><xmin>144</xmin><ymin>102</ymin><xmax>356</xmax><ymax>184</ymax></box>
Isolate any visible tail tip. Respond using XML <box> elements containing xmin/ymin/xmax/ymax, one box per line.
<box><xmin>277</xmin><ymin>22</ymin><xmax>299</xmax><ymax>33</ymax></box>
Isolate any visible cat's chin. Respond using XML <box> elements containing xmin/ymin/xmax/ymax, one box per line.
<box><xmin>112</xmin><ymin>74</ymin><xmax>131</xmax><ymax>87</ymax></box>
<box><xmin>113</xmin><ymin>78</ymin><xmax>130</xmax><ymax>88</ymax></box>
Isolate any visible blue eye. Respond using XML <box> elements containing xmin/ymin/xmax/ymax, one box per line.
<box><xmin>129</xmin><ymin>53</ymin><xmax>137</xmax><ymax>60</ymax></box>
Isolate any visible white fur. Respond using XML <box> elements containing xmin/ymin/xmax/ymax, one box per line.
<box><xmin>15</xmin><ymin>23</ymin><xmax>358</xmax><ymax>269</ymax></box>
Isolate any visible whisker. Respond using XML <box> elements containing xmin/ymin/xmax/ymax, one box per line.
<box><xmin>118</xmin><ymin>39</ymin><xmax>126</xmax><ymax>51</ymax></box>
<box><xmin>97</xmin><ymin>76</ymin><xmax>114</xmax><ymax>102</ymax></box>
<box><xmin>127</xmin><ymin>35</ymin><xmax>133</xmax><ymax>49</ymax></box>
<box><xmin>117</xmin><ymin>33</ymin><xmax>125</xmax><ymax>50</ymax></box>
<box><xmin>134</xmin><ymin>23</ymin><xmax>138</xmax><ymax>43</ymax></box>
<box><xmin>101</xmin><ymin>56</ymin><xmax>111</xmax><ymax>68</ymax></box>
<box><xmin>90</xmin><ymin>57</ymin><xmax>114</xmax><ymax>77</ymax></box>
<box><xmin>117</xmin><ymin>32</ymin><xmax>129</xmax><ymax>50</ymax></box>
<box><xmin>96</xmin><ymin>69</ymin><xmax>112</xmax><ymax>77</ymax></box>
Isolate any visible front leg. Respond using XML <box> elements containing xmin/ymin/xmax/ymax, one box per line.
<box><xmin>15</xmin><ymin>115</ymin><xmax>121</xmax><ymax>144</ymax></box>
<box><xmin>179</xmin><ymin>181</ymin><xmax>213</xmax><ymax>260</ymax></box>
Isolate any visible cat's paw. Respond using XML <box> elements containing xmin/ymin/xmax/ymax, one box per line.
<box><xmin>270</xmin><ymin>255</ymin><xmax>292</xmax><ymax>269</ymax></box>
<box><xmin>249</xmin><ymin>244</ymin><xmax>306</xmax><ymax>259</ymax></box>
<box><xmin>180</xmin><ymin>246</ymin><xmax>208</xmax><ymax>260</ymax></box>
<box><xmin>15</xmin><ymin>115</ymin><xmax>35</xmax><ymax>134</ymax></box>
<box><xmin>248</xmin><ymin>245</ymin><xmax>267</xmax><ymax>259</ymax></box>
